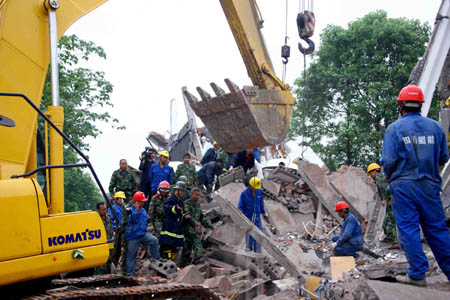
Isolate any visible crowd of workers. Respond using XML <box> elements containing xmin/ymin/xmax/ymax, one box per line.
<box><xmin>97</xmin><ymin>140</ymin><xmax>264</xmax><ymax>276</ymax></box>
<box><xmin>96</xmin><ymin>84</ymin><xmax>450</xmax><ymax>287</ymax></box>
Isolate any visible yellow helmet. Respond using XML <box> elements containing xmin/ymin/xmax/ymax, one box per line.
<box><xmin>159</xmin><ymin>150</ymin><xmax>170</xmax><ymax>158</ymax></box>
<box><xmin>213</xmin><ymin>141</ymin><xmax>218</xmax><ymax>146</ymax></box>
<box><xmin>367</xmin><ymin>163</ymin><xmax>381</xmax><ymax>174</ymax></box>
<box><xmin>249</xmin><ymin>177</ymin><xmax>262</xmax><ymax>190</ymax></box>
<box><xmin>114</xmin><ymin>191</ymin><xmax>126</xmax><ymax>199</ymax></box>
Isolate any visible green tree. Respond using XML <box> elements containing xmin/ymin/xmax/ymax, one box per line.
<box><xmin>40</xmin><ymin>34</ymin><xmax>124</xmax><ymax>211</ymax></box>
<box><xmin>291</xmin><ymin>11</ymin><xmax>430</xmax><ymax>171</ymax></box>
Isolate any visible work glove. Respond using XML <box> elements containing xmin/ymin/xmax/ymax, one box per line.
<box><xmin>331</xmin><ymin>242</ymin><xmax>337</xmax><ymax>250</ymax></box>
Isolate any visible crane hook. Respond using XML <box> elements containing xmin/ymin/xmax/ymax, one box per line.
<box><xmin>297</xmin><ymin>11</ymin><xmax>315</xmax><ymax>55</ymax></box>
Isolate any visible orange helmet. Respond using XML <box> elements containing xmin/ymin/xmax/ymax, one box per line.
<box><xmin>335</xmin><ymin>201</ymin><xmax>349</xmax><ymax>212</ymax></box>
<box><xmin>397</xmin><ymin>85</ymin><xmax>424</xmax><ymax>104</ymax></box>
<box><xmin>132</xmin><ymin>191</ymin><xmax>147</xmax><ymax>202</ymax></box>
<box><xmin>158</xmin><ymin>181</ymin><xmax>170</xmax><ymax>192</ymax></box>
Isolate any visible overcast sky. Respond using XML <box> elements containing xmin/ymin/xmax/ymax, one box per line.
<box><xmin>65</xmin><ymin>0</ymin><xmax>440</xmax><ymax>188</ymax></box>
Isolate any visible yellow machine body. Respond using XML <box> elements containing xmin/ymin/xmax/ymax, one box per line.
<box><xmin>0</xmin><ymin>0</ymin><xmax>294</xmax><ymax>286</ymax></box>
<box><xmin>0</xmin><ymin>179</ymin><xmax>109</xmax><ymax>286</ymax></box>
<box><xmin>0</xmin><ymin>0</ymin><xmax>109</xmax><ymax>287</ymax></box>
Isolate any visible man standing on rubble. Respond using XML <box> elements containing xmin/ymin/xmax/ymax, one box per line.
<box><xmin>331</xmin><ymin>201</ymin><xmax>363</xmax><ymax>257</ymax></box>
<box><xmin>367</xmin><ymin>163</ymin><xmax>397</xmax><ymax>242</ymax></box>
<box><xmin>159</xmin><ymin>182</ymin><xmax>186</xmax><ymax>260</ymax></box>
<box><xmin>181</xmin><ymin>187</ymin><xmax>213</xmax><ymax>267</ymax></box>
<box><xmin>149</xmin><ymin>181</ymin><xmax>170</xmax><ymax>238</ymax></box>
<box><xmin>108</xmin><ymin>191</ymin><xmax>128</xmax><ymax>273</ymax></box>
<box><xmin>126</xmin><ymin>192</ymin><xmax>165</xmax><ymax>276</ymax></box>
<box><xmin>238</xmin><ymin>177</ymin><xmax>268</xmax><ymax>253</ymax></box>
<box><xmin>173</xmin><ymin>153</ymin><xmax>198</xmax><ymax>191</ymax></box>
<box><xmin>109</xmin><ymin>159</ymin><xmax>137</xmax><ymax>202</ymax></box>
<box><xmin>380</xmin><ymin>85</ymin><xmax>450</xmax><ymax>286</ymax></box>
<box><xmin>146</xmin><ymin>150</ymin><xmax>173</xmax><ymax>211</ymax></box>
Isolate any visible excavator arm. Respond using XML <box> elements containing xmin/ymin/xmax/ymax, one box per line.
<box><xmin>184</xmin><ymin>0</ymin><xmax>295</xmax><ymax>152</ymax></box>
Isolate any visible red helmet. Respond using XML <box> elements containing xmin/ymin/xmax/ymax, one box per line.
<box><xmin>335</xmin><ymin>201</ymin><xmax>349</xmax><ymax>212</ymax></box>
<box><xmin>158</xmin><ymin>181</ymin><xmax>170</xmax><ymax>191</ymax></box>
<box><xmin>397</xmin><ymin>85</ymin><xmax>424</xmax><ymax>104</ymax></box>
<box><xmin>132</xmin><ymin>191</ymin><xmax>147</xmax><ymax>202</ymax></box>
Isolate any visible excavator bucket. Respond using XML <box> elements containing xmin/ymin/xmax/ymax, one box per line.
<box><xmin>184</xmin><ymin>79</ymin><xmax>295</xmax><ymax>153</ymax></box>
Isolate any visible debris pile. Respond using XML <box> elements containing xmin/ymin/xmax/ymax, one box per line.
<box><xmin>128</xmin><ymin>161</ymin><xmax>450</xmax><ymax>299</ymax></box>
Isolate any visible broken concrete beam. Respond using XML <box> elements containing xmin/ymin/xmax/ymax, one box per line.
<box><xmin>330</xmin><ymin>256</ymin><xmax>355</xmax><ymax>280</ymax></box>
<box><xmin>210</xmin><ymin>266</ymin><xmax>233</xmax><ymax>277</ymax></box>
<box><xmin>210</xmin><ymin>247</ymin><xmax>274</xmax><ymax>280</ymax></box>
<box><xmin>264</xmin><ymin>200</ymin><xmax>297</xmax><ymax>234</ymax></box>
<box><xmin>213</xmin><ymin>193</ymin><xmax>303</xmax><ymax>281</ymax></box>
<box><xmin>203</xmin><ymin>275</ymin><xmax>233</xmax><ymax>295</ymax></box>
<box><xmin>297</xmin><ymin>161</ymin><xmax>343</xmax><ymax>224</ymax></box>
<box><xmin>207</xmin><ymin>257</ymin><xmax>240</xmax><ymax>273</ymax></box>
<box><xmin>217</xmin><ymin>182</ymin><xmax>246</xmax><ymax>208</ymax></box>
<box><xmin>174</xmin><ymin>265</ymin><xmax>204</xmax><ymax>284</ymax></box>
<box><xmin>219</xmin><ymin>166</ymin><xmax>245</xmax><ymax>187</ymax></box>
<box><xmin>267</xmin><ymin>166</ymin><xmax>301</xmax><ymax>183</ymax></box>
<box><xmin>208</xmin><ymin>222</ymin><xmax>247</xmax><ymax>248</ymax></box>
<box><xmin>230</xmin><ymin>270</ymin><xmax>251</xmax><ymax>283</ymax></box>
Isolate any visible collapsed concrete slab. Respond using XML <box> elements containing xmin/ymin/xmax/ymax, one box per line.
<box><xmin>213</xmin><ymin>192</ymin><xmax>303</xmax><ymax>282</ymax></box>
<box><xmin>174</xmin><ymin>265</ymin><xmax>204</xmax><ymax>284</ymax></box>
<box><xmin>219</xmin><ymin>166</ymin><xmax>245</xmax><ymax>187</ymax></box>
<box><xmin>267</xmin><ymin>167</ymin><xmax>301</xmax><ymax>183</ymax></box>
<box><xmin>203</xmin><ymin>275</ymin><xmax>233</xmax><ymax>295</ymax></box>
<box><xmin>328</xmin><ymin>166</ymin><xmax>375</xmax><ymax>220</ymax></box>
<box><xmin>216</xmin><ymin>182</ymin><xmax>246</xmax><ymax>208</ymax></box>
<box><xmin>264</xmin><ymin>200</ymin><xmax>297</xmax><ymax>234</ymax></box>
<box><xmin>208</xmin><ymin>222</ymin><xmax>246</xmax><ymax>248</ymax></box>
<box><xmin>297</xmin><ymin>161</ymin><xmax>343</xmax><ymax>224</ymax></box>
<box><xmin>262</xmin><ymin>179</ymin><xmax>281</xmax><ymax>197</ymax></box>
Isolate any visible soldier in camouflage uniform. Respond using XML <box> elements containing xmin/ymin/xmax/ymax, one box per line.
<box><xmin>367</xmin><ymin>163</ymin><xmax>397</xmax><ymax>241</ymax></box>
<box><xmin>109</xmin><ymin>159</ymin><xmax>137</xmax><ymax>202</ymax></box>
<box><xmin>173</xmin><ymin>153</ymin><xmax>198</xmax><ymax>191</ymax></box>
<box><xmin>95</xmin><ymin>202</ymin><xmax>112</xmax><ymax>274</ymax></box>
<box><xmin>181</xmin><ymin>188</ymin><xmax>213</xmax><ymax>267</ymax></box>
<box><xmin>149</xmin><ymin>181</ymin><xmax>170</xmax><ymax>238</ymax></box>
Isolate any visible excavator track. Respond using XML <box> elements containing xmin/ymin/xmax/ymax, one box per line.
<box><xmin>24</xmin><ymin>282</ymin><xmax>221</xmax><ymax>300</ymax></box>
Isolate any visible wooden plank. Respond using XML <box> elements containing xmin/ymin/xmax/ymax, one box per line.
<box><xmin>330</xmin><ymin>256</ymin><xmax>355</xmax><ymax>280</ymax></box>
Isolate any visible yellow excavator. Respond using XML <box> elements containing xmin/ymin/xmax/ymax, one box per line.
<box><xmin>0</xmin><ymin>0</ymin><xmax>295</xmax><ymax>290</ymax></box>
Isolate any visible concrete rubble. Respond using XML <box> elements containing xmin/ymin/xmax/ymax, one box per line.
<box><xmin>128</xmin><ymin>161</ymin><xmax>450</xmax><ymax>299</ymax></box>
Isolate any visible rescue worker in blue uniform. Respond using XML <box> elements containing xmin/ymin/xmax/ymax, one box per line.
<box><xmin>146</xmin><ymin>150</ymin><xmax>173</xmax><ymax>211</ymax></box>
<box><xmin>238</xmin><ymin>177</ymin><xmax>268</xmax><ymax>253</ymax></box>
<box><xmin>125</xmin><ymin>192</ymin><xmax>165</xmax><ymax>276</ymax></box>
<box><xmin>331</xmin><ymin>201</ymin><xmax>363</xmax><ymax>257</ymax></box>
<box><xmin>108</xmin><ymin>191</ymin><xmax>125</xmax><ymax>227</ymax></box>
<box><xmin>108</xmin><ymin>191</ymin><xmax>127</xmax><ymax>271</ymax></box>
<box><xmin>380</xmin><ymin>85</ymin><xmax>450</xmax><ymax>286</ymax></box>
<box><xmin>159</xmin><ymin>181</ymin><xmax>186</xmax><ymax>260</ymax></box>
